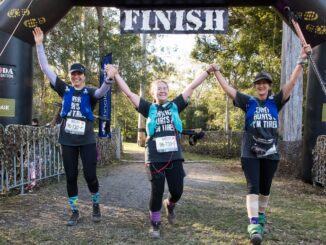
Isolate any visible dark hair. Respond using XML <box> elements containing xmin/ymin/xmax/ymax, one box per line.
<box><xmin>32</xmin><ymin>118</ymin><xmax>39</xmax><ymax>126</ymax></box>
<box><xmin>253</xmin><ymin>71</ymin><xmax>273</xmax><ymax>84</ymax></box>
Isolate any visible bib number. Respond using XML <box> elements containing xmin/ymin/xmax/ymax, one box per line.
<box><xmin>155</xmin><ymin>136</ymin><xmax>178</xmax><ymax>152</ymax></box>
<box><xmin>65</xmin><ymin>118</ymin><xmax>86</xmax><ymax>135</ymax></box>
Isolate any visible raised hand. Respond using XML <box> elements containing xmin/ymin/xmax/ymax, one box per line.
<box><xmin>301</xmin><ymin>44</ymin><xmax>312</xmax><ymax>59</ymax></box>
<box><xmin>32</xmin><ymin>27</ymin><xmax>44</xmax><ymax>45</ymax></box>
<box><xmin>105</xmin><ymin>64</ymin><xmax>118</xmax><ymax>79</ymax></box>
<box><xmin>206</xmin><ymin>64</ymin><xmax>215</xmax><ymax>73</ymax></box>
<box><xmin>210</xmin><ymin>64</ymin><xmax>220</xmax><ymax>72</ymax></box>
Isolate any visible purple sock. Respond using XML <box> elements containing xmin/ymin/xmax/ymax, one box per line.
<box><xmin>149</xmin><ymin>211</ymin><xmax>160</xmax><ymax>222</ymax></box>
<box><xmin>250</xmin><ymin>217</ymin><xmax>259</xmax><ymax>224</ymax></box>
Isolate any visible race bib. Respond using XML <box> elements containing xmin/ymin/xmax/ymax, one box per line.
<box><xmin>155</xmin><ymin>136</ymin><xmax>178</xmax><ymax>152</ymax></box>
<box><xmin>65</xmin><ymin>118</ymin><xmax>86</xmax><ymax>135</ymax></box>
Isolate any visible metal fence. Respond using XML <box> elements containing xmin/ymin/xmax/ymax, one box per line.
<box><xmin>181</xmin><ymin>130</ymin><xmax>243</xmax><ymax>158</ymax></box>
<box><xmin>0</xmin><ymin>124</ymin><xmax>122</xmax><ymax>195</ymax></box>
<box><xmin>0</xmin><ymin>124</ymin><xmax>63</xmax><ymax>194</ymax></box>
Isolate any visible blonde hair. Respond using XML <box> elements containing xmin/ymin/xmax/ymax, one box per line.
<box><xmin>150</xmin><ymin>80</ymin><xmax>169</xmax><ymax>103</ymax></box>
<box><xmin>150</xmin><ymin>79</ymin><xmax>169</xmax><ymax>93</ymax></box>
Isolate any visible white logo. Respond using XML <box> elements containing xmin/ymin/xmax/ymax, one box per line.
<box><xmin>0</xmin><ymin>66</ymin><xmax>14</xmax><ymax>79</ymax></box>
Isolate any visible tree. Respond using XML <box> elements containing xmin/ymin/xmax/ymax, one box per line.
<box><xmin>279</xmin><ymin>23</ymin><xmax>303</xmax><ymax>141</ymax></box>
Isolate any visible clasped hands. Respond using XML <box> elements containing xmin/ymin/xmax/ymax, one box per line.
<box><xmin>105</xmin><ymin>64</ymin><xmax>119</xmax><ymax>80</ymax></box>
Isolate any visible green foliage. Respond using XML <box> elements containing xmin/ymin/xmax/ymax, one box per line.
<box><xmin>181</xmin><ymin>103</ymin><xmax>209</xmax><ymax>130</ymax></box>
<box><xmin>192</xmin><ymin>7</ymin><xmax>282</xmax><ymax>86</ymax></box>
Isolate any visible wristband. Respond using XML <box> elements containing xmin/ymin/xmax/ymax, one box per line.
<box><xmin>104</xmin><ymin>78</ymin><xmax>113</xmax><ymax>85</ymax></box>
<box><xmin>297</xmin><ymin>57</ymin><xmax>307</xmax><ymax>67</ymax></box>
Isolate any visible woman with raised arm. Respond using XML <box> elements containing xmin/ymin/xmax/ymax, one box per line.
<box><xmin>212</xmin><ymin>44</ymin><xmax>311</xmax><ymax>245</ymax></box>
<box><xmin>106</xmin><ymin>64</ymin><xmax>214</xmax><ymax>239</ymax></box>
<box><xmin>33</xmin><ymin>27</ymin><xmax>116</xmax><ymax>226</ymax></box>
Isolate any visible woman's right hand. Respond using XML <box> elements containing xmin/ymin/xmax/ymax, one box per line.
<box><xmin>32</xmin><ymin>27</ymin><xmax>44</xmax><ymax>45</ymax></box>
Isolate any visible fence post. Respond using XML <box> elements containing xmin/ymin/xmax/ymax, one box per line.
<box><xmin>20</xmin><ymin>144</ymin><xmax>24</xmax><ymax>195</ymax></box>
<box><xmin>227</xmin><ymin>131</ymin><xmax>231</xmax><ymax>156</ymax></box>
<box><xmin>1</xmin><ymin>160</ymin><xmax>4</xmax><ymax>193</ymax></box>
<box><xmin>115</xmin><ymin>127</ymin><xmax>121</xmax><ymax>160</ymax></box>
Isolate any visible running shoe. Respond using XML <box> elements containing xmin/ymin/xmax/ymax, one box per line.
<box><xmin>92</xmin><ymin>203</ymin><xmax>101</xmax><ymax>222</ymax></box>
<box><xmin>248</xmin><ymin>224</ymin><xmax>263</xmax><ymax>245</ymax></box>
<box><xmin>149</xmin><ymin>221</ymin><xmax>161</xmax><ymax>239</ymax></box>
<box><xmin>163</xmin><ymin>199</ymin><xmax>176</xmax><ymax>224</ymax></box>
<box><xmin>67</xmin><ymin>210</ymin><xmax>79</xmax><ymax>226</ymax></box>
<box><xmin>258</xmin><ymin>213</ymin><xmax>266</xmax><ymax>227</ymax></box>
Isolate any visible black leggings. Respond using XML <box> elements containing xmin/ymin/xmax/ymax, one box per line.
<box><xmin>148</xmin><ymin>160</ymin><xmax>185</xmax><ymax>212</ymax></box>
<box><xmin>241</xmin><ymin>157</ymin><xmax>279</xmax><ymax>195</ymax></box>
<box><xmin>61</xmin><ymin>144</ymin><xmax>99</xmax><ymax>197</ymax></box>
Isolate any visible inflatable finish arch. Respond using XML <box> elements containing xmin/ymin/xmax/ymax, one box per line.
<box><xmin>0</xmin><ymin>0</ymin><xmax>325</xmax><ymax>182</ymax></box>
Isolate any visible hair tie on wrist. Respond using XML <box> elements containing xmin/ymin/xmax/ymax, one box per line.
<box><xmin>297</xmin><ymin>57</ymin><xmax>307</xmax><ymax>67</ymax></box>
<box><xmin>104</xmin><ymin>78</ymin><xmax>113</xmax><ymax>85</ymax></box>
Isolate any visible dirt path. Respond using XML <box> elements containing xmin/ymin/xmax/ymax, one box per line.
<box><xmin>0</xmin><ymin>146</ymin><xmax>325</xmax><ymax>245</ymax></box>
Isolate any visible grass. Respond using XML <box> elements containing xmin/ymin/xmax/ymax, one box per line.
<box><xmin>123</xmin><ymin>142</ymin><xmax>145</xmax><ymax>153</ymax></box>
<box><xmin>183</xmin><ymin>151</ymin><xmax>221</xmax><ymax>162</ymax></box>
<box><xmin>0</xmin><ymin>142</ymin><xmax>325</xmax><ymax>245</ymax></box>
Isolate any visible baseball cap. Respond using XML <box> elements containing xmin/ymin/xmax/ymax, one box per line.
<box><xmin>69</xmin><ymin>63</ymin><xmax>86</xmax><ymax>74</ymax></box>
<box><xmin>253</xmin><ymin>71</ymin><xmax>273</xmax><ymax>84</ymax></box>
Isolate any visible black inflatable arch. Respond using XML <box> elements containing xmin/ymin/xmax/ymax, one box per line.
<box><xmin>0</xmin><ymin>0</ymin><xmax>325</xmax><ymax>182</ymax></box>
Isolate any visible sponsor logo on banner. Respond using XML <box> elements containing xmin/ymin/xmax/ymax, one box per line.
<box><xmin>0</xmin><ymin>65</ymin><xmax>15</xmax><ymax>80</ymax></box>
<box><xmin>0</xmin><ymin>98</ymin><xmax>15</xmax><ymax>117</ymax></box>
<box><xmin>99</xmin><ymin>53</ymin><xmax>112</xmax><ymax>138</ymax></box>
<box><xmin>120</xmin><ymin>8</ymin><xmax>228</xmax><ymax>34</ymax></box>
<box><xmin>7</xmin><ymin>8</ymin><xmax>30</xmax><ymax>18</ymax></box>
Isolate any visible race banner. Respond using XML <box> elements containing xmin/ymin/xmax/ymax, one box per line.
<box><xmin>98</xmin><ymin>53</ymin><xmax>112</xmax><ymax>138</ymax></box>
<box><xmin>120</xmin><ymin>8</ymin><xmax>228</xmax><ymax>34</ymax></box>
<box><xmin>0</xmin><ymin>0</ymin><xmax>72</xmax><ymax>45</ymax></box>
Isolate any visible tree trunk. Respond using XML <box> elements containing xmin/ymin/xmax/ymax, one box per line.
<box><xmin>95</xmin><ymin>7</ymin><xmax>104</xmax><ymax>58</ymax></box>
<box><xmin>225</xmin><ymin>95</ymin><xmax>230</xmax><ymax>133</ymax></box>
<box><xmin>137</xmin><ymin>34</ymin><xmax>146</xmax><ymax>147</ymax></box>
<box><xmin>279</xmin><ymin>21</ymin><xmax>303</xmax><ymax>141</ymax></box>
